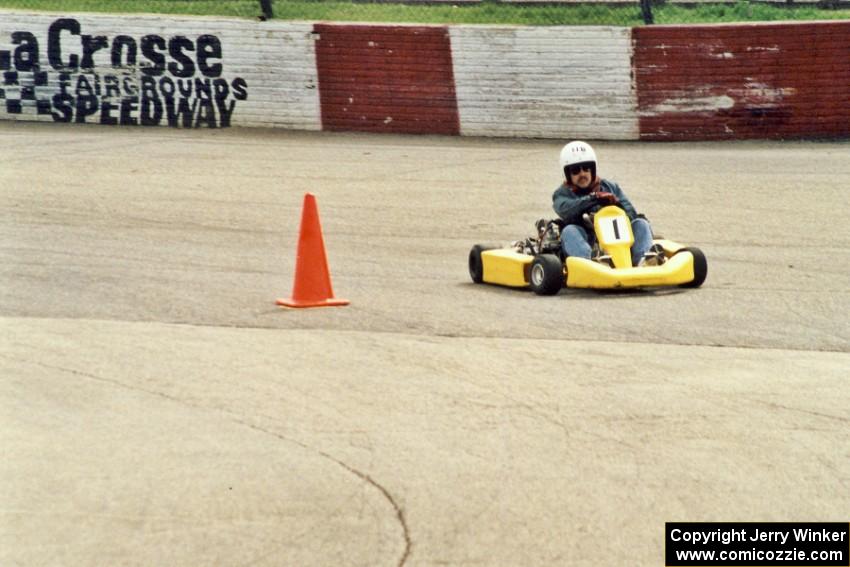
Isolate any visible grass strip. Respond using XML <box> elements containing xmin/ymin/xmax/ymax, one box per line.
<box><xmin>0</xmin><ymin>0</ymin><xmax>260</xmax><ymax>17</ymax></box>
<box><xmin>0</xmin><ymin>0</ymin><xmax>847</xmax><ymax>24</ymax></box>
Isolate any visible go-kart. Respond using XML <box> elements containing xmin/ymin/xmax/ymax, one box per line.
<box><xmin>468</xmin><ymin>205</ymin><xmax>707</xmax><ymax>294</ymax></box>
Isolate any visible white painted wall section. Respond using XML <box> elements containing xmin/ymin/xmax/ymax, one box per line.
<box><xmin>450</xmin><ymin>25</ymin><xmax>638</xmax><ymax>139</ymax></box>
<box><xmin>0</xmin><ymin>12</ymin><xmax>321</xmax><ymax>129</ymax></box>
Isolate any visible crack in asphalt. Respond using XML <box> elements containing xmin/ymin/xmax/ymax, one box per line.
<box><xmin>750</xmin><ymin>399</ymin><xmax>850</xmax><ymax>425</ymax></box>
<box><xmin>5</xmin><ymin>314</ymin><xmax>849</xmax><ymax>354</ymax></box>
<box><xmin>233</xmin><ymin>419</ymin><xmax>412</xmax><ymax>567</ymax></box>
<box><xmin>3</xmin><ymin>355</ymin><xmax>412</xmax><ymax>567</ymax></box>
<box><xmin>331</xmin><ymin>460</ymin><xmax>412</xmax><ymax>567</ymax></box>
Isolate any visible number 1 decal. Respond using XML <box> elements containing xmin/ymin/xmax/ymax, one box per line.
<box><xmin>598</xmin><ymin>216</ymin><xmax>632</xmax><ymax>244</ymax></box>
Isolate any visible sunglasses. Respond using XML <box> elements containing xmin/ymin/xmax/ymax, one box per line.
<box><xmin>568</xmin><ymin>163</ymin><xmax>593</xmax><ymax>176</ymax></box>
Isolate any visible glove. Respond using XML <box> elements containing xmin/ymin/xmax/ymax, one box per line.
<box><xmin>594</xmin><ymin>191</ymin><xmax>620</xmax><ymax>205</ymax></box>
<box><xmin>594</xmin><ymin>191</ymin><xmax>619</xmax><ymax>206</ymax></box>
<box><xmin>595</xmin><ymin>191</ymin><xmax>618</xmax><ymax>205</ymax></box>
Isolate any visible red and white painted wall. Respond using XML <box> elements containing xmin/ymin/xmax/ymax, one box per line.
<box><xmin>634</xmin><ymin>22</ymin><xmax>850</xmax><ymax>140</ymax></box>
<box><xmin>1</xmin><ymin>11</ymin><xmax>848</xmax><ymax>140</ymax></box>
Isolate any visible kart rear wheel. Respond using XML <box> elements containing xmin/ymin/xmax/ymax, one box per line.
<box><xmin>529</xmin><ymin>254</ymin><xmax>564</xmax><ymax>296</ymax></box>
<box><xmin>677</xmin><ymin>247</ymin><xmax>707</xmax><ymax>288</ymax></box>
<box><xmin>469</xmin><ymin>244</ymin><xmax>499</xmax><ymax>284</ymax></box>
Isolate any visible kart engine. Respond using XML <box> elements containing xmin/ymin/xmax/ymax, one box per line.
<box><xmin>512</xmin><ymin>219</ymin><xmax>562</xmax><ymax>256</ymax></box>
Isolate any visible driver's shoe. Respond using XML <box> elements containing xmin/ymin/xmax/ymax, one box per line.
<box><xmin>638</xmin><ymin>244</ymin><xmax>665</xmax><ymax>267</ymax></box>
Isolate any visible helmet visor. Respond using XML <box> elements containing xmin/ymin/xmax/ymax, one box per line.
<box><xmin>567</xmin><ymin>162</ymin><xmax>595</xmax><ymax>176</ymax></box>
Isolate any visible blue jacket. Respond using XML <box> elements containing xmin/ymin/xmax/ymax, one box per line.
<box><xmin>552</xmin><ymin>178</ymin><xmax>639</xmax><ymax>225</ymax></box>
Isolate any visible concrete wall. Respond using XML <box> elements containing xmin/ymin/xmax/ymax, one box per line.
<box><xmin>450</xmin><ymin>25</ymin><xmax>637</xmax><ymax>139</ymax></box>
<box><xmin>0</xmin><ymin>13</ymin><xmax>320</xmax><ymax>129</ymax></box>
<box><xmin>634</xmin><ymin>22</ymin><xmax>850</xmax><ymax>140</ymax></box>
<box><xmin>314</xmin><ymin>24</ymin><xmax>460</xmax><ymax>135</ymax></box>
<box><xmin>2</xmin><ymin>11</ymin><xmax>848</xmax><ymax>140</ymax></box>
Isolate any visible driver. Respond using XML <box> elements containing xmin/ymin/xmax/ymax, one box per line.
<box><xmin>552</xmin><ymin>140</ymin><xmax>659</xmax><ymax>266</ymax></box>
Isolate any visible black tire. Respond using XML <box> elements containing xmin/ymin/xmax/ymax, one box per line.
<box><xmin>529</xmin><ymin>254</ymin><xmax>564</xmax><ymax>296</ymax></box>
<box><xmin>469</xmin><ymin>244</ymin><xmax>499</xmax><ymax>284</ymax></box>
<box><xmin>676</xmin><ymin>247</ymin><xmax>708</xmax><ymax>288</ymax></box>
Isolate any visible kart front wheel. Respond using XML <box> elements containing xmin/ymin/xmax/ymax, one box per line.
<box><xmin>529</xmin><ymin>254</ymin><xmax>564</xmax><ymax>296</ymax></box>
<box><xmin>469</xmin><ymin>244</ymin><xmax>499</xmax><ymax>284</ymax></box>
<box><xmin>677</xmin><ymin>247</ymin><xmax>707</xmax><ymax>288</ymax></box>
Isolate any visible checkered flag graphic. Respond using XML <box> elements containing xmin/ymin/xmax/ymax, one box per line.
<box><xmin>0</xmin><ymin>55</ymin><xmax>54</xmax><ymax>117</ymax></box>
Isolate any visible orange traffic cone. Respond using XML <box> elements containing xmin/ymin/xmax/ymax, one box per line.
<box><xmin>277</xmin><ymin>193</ymin><xmax>349</xmax><ymax>308</ymax></box>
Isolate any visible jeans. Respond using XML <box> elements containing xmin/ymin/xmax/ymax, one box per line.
<box><xmin>561</xmin><ymin>218</ymin><xmax>653</xmax><ymax>266</ymax></box>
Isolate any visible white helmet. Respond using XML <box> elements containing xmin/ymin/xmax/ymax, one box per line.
<box><xmin>559</xmin><ymin>141</ymin><xmax>597</xmax><ymax>180</ymax></box>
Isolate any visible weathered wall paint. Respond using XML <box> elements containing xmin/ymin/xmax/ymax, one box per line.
<box><xmin>0</xmin><ymin>13</ymin><xmax>321</xmax><ymax>129</ymax></box>
<box><xmin>633</xmin><ymin>22</ymin><xmax>850</xmax><ymax>140</ymax></box>
<box><xmin>314</xmin><ymin>24</ymin><xmax>459</xmax><ymax>135</ymax></box>
<box><xmin>450</xmin><ymin>25</ymin><xmax>638</xmax><ymax>140</ymax></box>
<box><xmin>3</xmin><ymin>12</ymin><xmax>849</xmax><ymax>141</ymax></box>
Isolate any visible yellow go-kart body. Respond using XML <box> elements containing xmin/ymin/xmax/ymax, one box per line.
<box><xmin>471</xmin><ymin>206</ymin><xmax>707</xmax><ymax>292</ymax></box>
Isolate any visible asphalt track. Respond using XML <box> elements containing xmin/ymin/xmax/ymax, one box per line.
<box><xmin>2</xmin><ymin>122</ymin><xmax>849</xmax><ymax>566</ymax></box>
